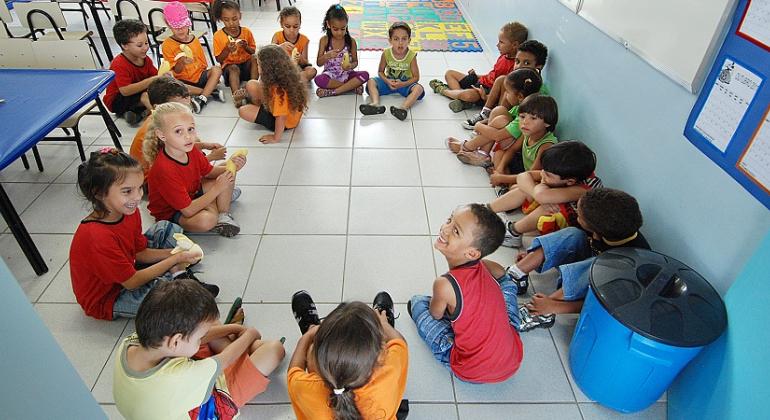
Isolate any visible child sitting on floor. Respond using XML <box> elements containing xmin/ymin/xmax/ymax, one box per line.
<box><xmin>430</xmin><ymin>21</ymin><xmax>527</xmax><ymax>113</ymax></box>
<box><xmin>238</xmin><ymin>44</ymin><xmax>307</xmax><ymax>144</ymax></box>
<box><xmin>410</xmin><ymin>204</ymin><xmax>523</xmax><ymax>383</ymax></box>
<box><xmin>489</xmin><ymin>141</ymin><xmax>603</xmax><ymax>249</ymax></box>
<box><xmin>69</xmin><ymin>149</ymin><xmax>216</xmax><ymax>321</ymax></box>
<box><xmin>103</xmin><ymin>19</ymin><xmax>159</xmax><ymax>125</ymax></box>
<box><xmin>509</xmin><ymin>188</ymin><xmax>651</xmax><ymax>330</ymax></box>
<box><xmin>462</xmin><ymin>39</ymin><xmax>549</xmax><ymax>130</ymax></box>
<box><xmin>314</xmin><ymin>4</ymin><xmax>369</xmax><ymax>97</ymax></box>
<box><xmin>212</xmin><ymin>0</ymin><xmax>258</xmax><ymax>107</ymax></box>
<box><xmin>114</xmin><ymin>280</ymin><xmax>285</xmax><ymax>419</ymax></box>
<box><xmin>288</xmin><ymin>290</ymin><xmax>408</xmax><ymax>420</ymax></box>
<box><xmin>448</xmin><ymin>69</ymin><xmax>543</xmax><ymax>171</ymax></box>
<box><xmin>272</xmin><ymin>6</ymin><xmax>317</xmax><ymax>82</ymax></box>
<box><xmin>129</xmin><ymin>76</ymin><xmax>226</xmax><ymax>179</ymax></box>
<box><xmin>359</xmin><ymin>21</ymin><xmax>424</xmax><ymax>121</ymax></box>
<box><xmin>161</xmin><ymin>1</ymin><xmax>225</xmax><ymax>113</ymax></box>
<box><xmin>144</xmin><ymin>102</ymin><xmax>246</xmax><ymax>237</ymax></box>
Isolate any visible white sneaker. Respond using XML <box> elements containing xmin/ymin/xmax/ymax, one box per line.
<box><xmin>501</xmin><ymin>230</ymin><xmax>522</xmax><ymax>248</ymax></box>
<box><xmin>461</xmin><ymin>113</ymin><xmax>486</xmax><ymax>130</ymax></box>
<box><xmin>212</xmin><ymin>213</ymin><xmax>240</xmax><ymax>237</ymax></box>
<box><xmin>231</xmin><ymin>186</ymin><xmax>241</xmax><ymax>202</ymax></box>
<box><xmin>213</xmin><ymin>88</ymin><xmax>226</xmax><ymax>103</ymax></box>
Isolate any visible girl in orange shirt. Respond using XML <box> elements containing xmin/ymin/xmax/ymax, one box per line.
<box><xmin>238</xmin><ymin>44</ymin><xmax>308</xmax><ymax>144</ymax></box>
<box><xmin>287</xmin><ymin>291</ymin><xmax>409</xmax><ymax>420</ymax></box>
<box><xmin>271</xmin><ymin>6</ymin><xmax>317</xmax><ymax>82</ymax></box>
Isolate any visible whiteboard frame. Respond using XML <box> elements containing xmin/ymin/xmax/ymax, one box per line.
<box><xmin>575</xmin><ymin>0</ymin><xmax>738</xmax><ymax>94</ymax></box>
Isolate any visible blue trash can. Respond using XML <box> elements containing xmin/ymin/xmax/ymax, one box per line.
<box><xmin>569</xmin><ymin>248</ymin><xmax>727</xmax><ymax>413</ymax></box>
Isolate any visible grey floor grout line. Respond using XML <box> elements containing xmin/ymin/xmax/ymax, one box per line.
<box><xmin>90</xmin><ymin>319</ymin><xmax>131</xmax><ymax>394</ymax></box>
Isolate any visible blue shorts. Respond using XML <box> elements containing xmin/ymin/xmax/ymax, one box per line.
<box><xmin>528</xmin><ymin>227</ymin><xmax>595</xmax><ymax>301</ymax></box>
<box><xmin>112</xmin><ymin>221</ymin><xmax>184</xmax><ymax>318</ymax></box>
<box><xmin>170</xmin><ymin>187</ymin><xmax>204</xmax><ymax>224</ymax></box>
<box><xmin>368</xmin><ymin>77</ymin><xmax>425</xmax><ymax>100</ymax></box>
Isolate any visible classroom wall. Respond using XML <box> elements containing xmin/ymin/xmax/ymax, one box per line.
<box><xmin>667</xmin><ymin>230</ymin><xmax>770</xmax><ymax>420</ymax></box>
<box><xmin>0</xmin><ymin>260</ymin><xmax>106</xmax><ymax>419</ymax></box>
<box><xmin>458</xmin><ymin>0</ymin><xmax>770</xmax><ymax>294</ymax></box>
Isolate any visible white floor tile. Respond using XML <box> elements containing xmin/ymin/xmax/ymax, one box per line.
<box><xmin>418</xmin><ymin>149</ymin><xmax>491</xmax><ymax>187</ymax></box>
<box><xmin>0</xmin><ymin>183</ymin><xmax>47</xmax><ymax>232</ymax></box>
<box><xmin>245</xmin><ymin>235</ymin><xmax>346</xmax><ymax>303</ymax></box>
<box><xmin>233</xmin><ymin>147</ymin><xmax>288</xmax><ymax>185</ymax></box>
<box><xmin>20</xmin><ymin>184</ymin><xmax>87</xmax><ymax>234</ymax></box>
<box><xmin>354</xmin><ymin>118</ymin><xmax>417</xmax><ymax>148</ymax></box>
<box><xmin>290</xmin><ymin>118</ymin><xmax>354</xmax><ymax>148</ymax></box>
<box><xmin>192</xmin><ymin>234</ymin><xmax>262</xmax><ymax>303</ymax></box>
<box><xmin>348</xmin><ymin>187</ymin><xmax>429</xmax><ymax>234</ymax></box>
<box><xmin>409</xmin><ymin>403</ymin><xmax>460</xmax><ymax>420</ymax></box>
<box><xmin>304</xmin><ymin>93</ymin><xmax>357</xmax><ymax>119</ymax></box>
<box><xmin>264</xmin><ymin>186</ymin><xmax>349</xmax><ymax>234</ymax></box>
<box><xmin>343</xmin><ymin>236</ymin><xmax>436</xmax><ymax>303</ymax></box>
<box><xmin>227</xmin><ymin>119</ymin><xmax>289</xmax><ymax>148</ymax></box>
<box><xmin>226</xmin><ymin>185</ymin><xmax>276</xmax><ymax>234</ymax></box>
<box><xmin>351</xmin><ymin>149</ymin><xmax>420</xmax><ymax>186</ymax></box>
<box><xmin>0</xmin><ymin>145</ymin><xmax>79</xmax><ymax>183</ymax></box>
<box><xmin>457</xmin><ymin>403</ymin><xmax>582</xmax><ymax>419</ymax></box>
<box><xmin>0</xmin><ymin>234</ymin><xmax>72</xmax><ymax>302</ymax></box>
<box><xmin>414</xmin><ymin>119</ymin><xmax>472</xmax><ymax>149</ymax></box>
<box><xmin>423</xmin><ymin>187</ymin><xmax>497</xmax><ymax>234</ymax></box>
<box><xmin>279</xmin><ymin>148</ymin><xmax>352</xmax><ymax>186</ymax></box>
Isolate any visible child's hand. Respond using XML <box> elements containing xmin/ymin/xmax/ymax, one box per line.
<box><xmin>279</xmin><ymin>41</ymin><xmax>294</xmax><ymax>54</ymax></box>
<box><xmin>178</xmin><ymin>249</ymin><xmax>202</xmax><ymax>265</ymax></box>
<box><xmin>489</xmin><ymin>172</ymin><xmax>507</xmax><ymax>186</ymax></box>
<box><xmin>259</xmin><ymin>133</ymin><xmax>278</xmax><ymax>144</ymax></box>
<box><xmin>302</xmin><ymin>324</ymin><xmax>319</xmax><ymax>341</ymax></box>
<box><xmin>207</xmin><ymin>146</ymin><xmax>227</xmax><ymax>161</ymax></box>
<box><xmin>181</xmin><ymin>56</ymin><xmax>194</xmax><ymax>66</ymax></box>
<box><xmin>387</xmin><ymin>79</ymin><xmax>399</xmax><ymax>89</ymax></box>
<box><xmin>324</xmin><ymin>48</ymin><xmax>340</xmax><ymax>60</ymax></box>
<box><xmin>516</xmin><ymin>250</ymin><xmax>528</xmax><ymax>262</ymax></box>
<box><xmin>376</xmin><ymin>308</ymin><xmax>390</xmax><ymax>327</ymax></box>
<box><xmin>231</xmin><ymin>154</ymin><xmax>247</xmax><ymax>170</ymax></box>
<box><xmin>215</xmin><ymin>170</ymin><xmax>235</xmax><ymax>191</ymax></box>
<box><xmin>228</xmin><ymin>41</ymin><xmax>238</xmax><ymax>52</ymax></box>
<box><xmin>472</xmin><ymin>85</ymin><xmax>487</xmax><ymax>100</ymax></box>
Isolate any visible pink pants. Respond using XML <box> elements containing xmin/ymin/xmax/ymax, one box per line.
<box><xmin>314</xmin><ymin>71</ymin><xmax>369</xmax><ymax>88</ymax></box>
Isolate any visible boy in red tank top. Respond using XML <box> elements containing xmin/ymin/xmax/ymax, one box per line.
<box><xmin>408</xmin><ymin>204</ymin><xmax>524</xmax><ymax>383</ymax></box>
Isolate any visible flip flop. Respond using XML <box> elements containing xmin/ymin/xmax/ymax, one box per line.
<box><xmin>225</xmin><ymin>297</ymin><xmax>243</xmax><ymax>324</ymax></box>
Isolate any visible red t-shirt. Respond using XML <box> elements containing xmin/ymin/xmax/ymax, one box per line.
<box><xmin>69</xmin><ymin>212</ymin><xmax>148</xmax><ymax>320</ymax></box>
<box><xmin>447</xmin><ymin>260</ymin><xmax>523</xmax><ymax>383</ymax></box>
<box><xmin>104</xmin><ymin>53</ymin><xmax>158</xmax><ymax>111</ymax></box>
<box><xmin>147</xmin><ymin>147</ymin><xmax>213</xmax><ymax>221</ymax></box>
<box><xmin>478</xmin><ymin>54</ymin><xmax>515</xmax><ymax>87</ymax></box>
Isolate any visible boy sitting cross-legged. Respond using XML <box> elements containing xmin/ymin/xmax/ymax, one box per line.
<box><xmin>409</xmin><ymin>204</ymin><xmax>524</xmax><ymax>384</ymax></box>
<box><xmin>509</xmin><ymin>188</ymin><xmax>651</xmax><ymax>330</ymax></box>
<box><xmin>114</xmin><ymin>279</ymin><xmax>285</xmax><ymax>420</ymax></box>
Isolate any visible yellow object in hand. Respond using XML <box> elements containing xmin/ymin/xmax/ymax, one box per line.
<box><xmin>170</xmin><ymin>233</ymin><xmax>204</xmax><ymax>265</ymax></box>
<box><xmin>179</xmin><ymin>44</ymin><xmax>193</xmax><ymax>58</ymax></box>
<box><xmin>227</xmin><ymin>35</ymin><xmax>236</xmax><ymax>43</ymax></box>
<box><xmin>341</xmin><ymin>52</ymin><xmax>350</xmax><ymax>68</ymax></box>
<box><xmin>158</xmin><ymin>59</ymin><xmax>172</xmax><ymax>76</ymax></box>
<box><xmin>225</xmin><ymin>148</ymin><xmax>248</xmax><ymax>174</ymax></box>
<box><xmin>291</xmin><ymin>47</ymin><xmax>300</xmax><ymax>63</ymax></box>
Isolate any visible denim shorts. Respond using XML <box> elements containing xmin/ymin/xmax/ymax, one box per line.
<box><xmin>528</xmin><ymin>227</ymin><xmax>595</xmax><ymax>301</ymax></box>
<box><xmin>368</xmin><ymin>77</ymin><xmax>425</xmax><ymax>99</ymax></box>
<box><xmin>409</xmin><ymin>274</ymin><xmax>520</xmax><ymax>376</ymax></box>
<box><xmin>170</xmin><ymin>187</ymin><xmax>204</xmax><ymax>224</ymax></box>
<box><xmin>112</xmin><ymin>220</ymin><xmax>183</xmax><ymax>318</ymax></box>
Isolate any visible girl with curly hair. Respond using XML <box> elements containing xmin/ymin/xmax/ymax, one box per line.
<box><xmin>239</xmin><ymin>44</ymin><xmax>308</xmax><ymax>144</ymax></box>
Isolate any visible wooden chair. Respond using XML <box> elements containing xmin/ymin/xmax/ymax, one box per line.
<box><xmin>31</xmin><ymin>39</ymin><xmax>123</xmax><ymax>163</ymax></box>
<box><xmin>14</xmin><ymin>1</ymin><xmax>104</xmax><ymax>66</ymax></box>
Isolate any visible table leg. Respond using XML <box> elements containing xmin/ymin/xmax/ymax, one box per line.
<box><xmin>85</xmin><ymin>0</ymin><xmax>114</xmax><ymax>62</ymax></box>
<box><xmin>0</xmin><ymin>184</ymin><xmax>48</xmax><ymax>275</ymax></box>
<box><xmin>95</xmin><ymin>97</ymin><xmax>123</xmax><ymax>151</ymax></box>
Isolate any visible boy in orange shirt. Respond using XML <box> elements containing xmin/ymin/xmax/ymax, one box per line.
<box><xmin>129</xmin><ymin>77</ymin><xmax>226</xmax><ymax>180</ymax></box>
<box><xmin>212</xmin><ymin>0</ymin><xmax>258</xmax><ymax>107</ymax></box>
<box><xmin>161</xmin><ymin>1</ymin><xmax>225</xmax><ymax>113</ymax></box>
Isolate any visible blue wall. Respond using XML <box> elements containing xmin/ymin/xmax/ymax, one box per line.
<box><xmin>0</xmin><ymin>260</ymin><xmax>105</xmax><ymax>419</ymax></box>
<box><xmin>458</xmin><ymin>0</ymin><xmax>770</xmax><ymax>294</ymax></box>
<box><xmin>668</xmin><ymin>231</ymin><xmax>770</xmax><ymax>419</ymax></box>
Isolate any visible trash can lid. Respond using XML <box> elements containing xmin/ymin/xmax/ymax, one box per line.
<box><xmin>590</xmin><ymin>248</ymin><xmax>727</xmax><ymax>347</ymax></box>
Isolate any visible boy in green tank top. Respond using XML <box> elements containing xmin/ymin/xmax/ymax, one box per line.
<box><xmin>359</xmin><ymin>22</ymin><xmax>425</xmax><ymax>121</ymax></box>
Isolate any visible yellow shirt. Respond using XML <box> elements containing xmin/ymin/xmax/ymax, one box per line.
<box><xmin>113</xmin><ymin>334</ymin><xmax>222</xmax><ymax>420</ymax></box>
<box><xmin>287</xmin><ymin>339</ymin><xmax>409</xmax><ymax>420</ymax></box>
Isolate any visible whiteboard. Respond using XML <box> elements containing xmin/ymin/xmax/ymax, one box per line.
<box><xmin>577</xmin><ymin>0</ymin><xmax>738</xmax><ymax>93</ymax></box>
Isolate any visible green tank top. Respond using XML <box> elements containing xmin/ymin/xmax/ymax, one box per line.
<box><xmin>383</xmin><ymin>47</ymin><xmax>417</xmax><ymax>81</ymax></box>
<box><xmin>522</xmin><ymin>131</ymin><xmax>557</xmax><ymax>171</ymax></box>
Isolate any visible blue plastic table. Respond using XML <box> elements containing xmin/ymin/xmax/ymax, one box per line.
<box><xmin>0</xmin><ymin>69</ymin><xmax>117</xmax><ymax>275</ymax></box>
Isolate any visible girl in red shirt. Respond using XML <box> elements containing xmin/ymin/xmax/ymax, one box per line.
<box><xmin>69</xmin><ymin>149</ymin><xmax>212</xmax><ymax>320</ymax></box>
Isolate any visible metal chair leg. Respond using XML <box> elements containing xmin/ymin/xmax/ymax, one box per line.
<box><xmin>74</xmin><ymin>125</ymin><xmax>86</xmax><ymax>161</ymax></box>
<box><xmin>20</xmin><ymin>154</ymin><xmax>30</xmax><ymax>170</ymax></box>
<box><xmin>31</xmin><ymin>146</ymin><xmax>44</xmax><ymax>172</ymax></box>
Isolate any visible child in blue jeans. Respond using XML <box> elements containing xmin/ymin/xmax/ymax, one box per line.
<box><xmin>508</xmin><ymin>188</ymin><xmax>651</xmax><ymax>331</ymax></box>
<box><xmin>409</xmin><ymin>203</ymin><xmax>524</xmax><ymax>384</ymax></box>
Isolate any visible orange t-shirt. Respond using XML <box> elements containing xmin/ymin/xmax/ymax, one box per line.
<box><xmin>161</xmin><ymin>35</ymin><xmax>208</xmax><ymax>84</ymax></box>
<box><xmin>129</xmin><ymin>118</ymin><xmax>151</xmax><ymax>177</ymax></box>
<box><xmin>268</xmin><ymin>87</ymin><xmax>303</xmax><ymax>129</ymax></box>
<box><xmin>287</xmin><ymin>339</ymin><xmax>408</xmax><ymax>420</ymax></box>
<box><xmin>273</xmin><ymin>31</ymin><xmax>309</xmax><ymax>54</ymax></box>
<box><xmin>213</xmin><ymin>26</ymin><xmax>256</xmax><ymax>66</ymax></box>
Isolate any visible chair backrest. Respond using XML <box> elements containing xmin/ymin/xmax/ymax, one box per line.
<box><xmin>0</xmin><ymin>38</ymin><xmax>36</xmax><ymax>68</ymax></box>
<box><xmin>32</xmin><ymin>39</ymin><xmax>97</xmax><ymax>69</ymax></box>
<box><xmin>114</xmin><ymin>0</ymin><xmax>140</xmax><ymax>20</ymax></box>
<box><xmin>138</xmin><ymin>0</ymin><xmax>169</xmax><ymax>30</ymax></box>
<box><xmin>14</xmin><ymin>2</ymin><xmax>68</xmax><ymax>30</ymax></box>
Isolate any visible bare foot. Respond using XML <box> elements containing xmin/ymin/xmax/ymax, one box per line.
<box><xmin>446</xmin><ymin>137</ymin><xmax>464</xmax><ymax>153</ymax></box>
<box><xmin>527</xmin><ymin>293</ymin><xmax>581</xmax><ymax>315</ymax></box>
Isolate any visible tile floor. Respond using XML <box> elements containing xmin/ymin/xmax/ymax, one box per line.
<box><xmin>1</xmin><ymin>0</ymin><xmax>665</xmax><ymax>418</ymax></box>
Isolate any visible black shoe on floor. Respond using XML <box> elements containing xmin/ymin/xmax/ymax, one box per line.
<box><xmin>359</xmin><ymin>103</ymin><xmax>386</xmax><ymax>115</ymax></box>
<box><xmin>390</xmin><ymin>106</ymin><xmax>408</xmax><ymax>121</ymax></box>
<box><xmin>292</xmin><ymin>290</ymin><xmax>320</xmax><ymax>334</ymax></box>
<box><xmin>175</xmin><ymin>269</ymin><xmax>220</xmax><ymax>297</ymax></box>
<box><xmin>406</xmin><ymin>299</ymin><xmax>412</xmax><ymax>318</ymax></box>
<box><xmin>513</xmin><ymin>274</ymin><xmax>529</xmax><ymax>296</ymax></box>
<box><xmin>373</xmin><ymin>291</ymin><xmax>396</xmax><ymax>327</ymax></box>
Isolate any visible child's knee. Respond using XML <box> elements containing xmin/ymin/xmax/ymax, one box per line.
<box><xmin>245</xmin><ymin>79</ymin><xmax>259</xmax><ymax>94</ymax></box>
<box><xmin>412</xmin><ymin>84</ymin><xmax>424</xmax><ymax>95</ymax></box>
<box><xmin>226</xmin><ymin>65</ymin><xmax>240</xmax><ymax>76</ymax></box>
<box><xmin>238</xmin><ymin>104</ymin><xmax>257</xmax><ymax>121</ymax></box>
<box><xmin>211</xmin><ymin>66</ymin><xmax>223</xmax><ymax>77</ymax></box>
